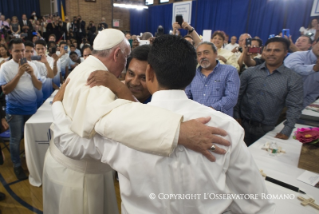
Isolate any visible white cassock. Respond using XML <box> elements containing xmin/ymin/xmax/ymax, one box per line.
<box><xmin>51</xmin><ymin>90</ymin><xmax>276</xmax><ymax>214</ymax></box>
<box><xmin>43</xmin><ymin>55</ymin><xmax>182</xmax><ymax>214</ymax></box>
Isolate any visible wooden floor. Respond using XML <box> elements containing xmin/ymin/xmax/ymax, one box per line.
<box><xmin>0</xmin><ymin>140</ymin><xmax>122</xmax><ymax>214</ymax></box>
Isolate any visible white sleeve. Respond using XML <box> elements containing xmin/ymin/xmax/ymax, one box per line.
<box><xmin>51</xmin><ymin>101</ymin><xmax>104</xmax><ymax>160</ymax></box>
<box><xmin>226</xmin><ymin>125</ymin><xmax>276</xmax><ymax>214</ymax></box>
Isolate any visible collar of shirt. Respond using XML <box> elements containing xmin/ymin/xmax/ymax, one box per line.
<box><xmin>259</xmin><ymin>62</ymin><xmax>286</xmax><ymax>74</ymax></box>
<box><xmin>197</xmin><ymin>61</ymin><xmax>220</xmax><ymax>78</ymax></box>
<box><xmin>151</xmin><ymin>90</ymin><xmax>188</xmax><ymax>102</ymax></box>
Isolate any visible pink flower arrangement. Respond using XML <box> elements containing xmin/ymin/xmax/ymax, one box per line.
<box><xmin>293</xmin><ymin>127</ymin><xmax>319</xmax><ymax>144</ymax></box>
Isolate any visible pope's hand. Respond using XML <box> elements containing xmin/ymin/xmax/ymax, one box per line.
<box><xmin>178</xmin><ymin>117</ymin><xmax>230</xmax><ymax>162</ymax></box>
<box><xmin>53</xmin><ymin>78</ymin><xmax>70</xmax><ymax>103</ymax></box>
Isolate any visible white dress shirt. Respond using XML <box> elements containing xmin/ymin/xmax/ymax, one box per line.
<box><xmin>63</xmin><ymin>55</ymin><xmax>181</xmax><ymax>156</ymax></box>
<box><xmin>52</xmin><ymin>90</ymin><xmax>276</xmax><ymax>214</ymax></box>
<box><xmin>224</xmin><ymin>43</ymin><xmax>239</xmax><ymax>51</ymax></box>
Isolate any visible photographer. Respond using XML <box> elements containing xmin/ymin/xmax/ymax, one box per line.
<box><xmin>87</xmin><ymin>21</ymin><xmax>96</xmax><ymax>45</ymax></box>
<box><xmin>76</xmin><ymin>15</ymin><xmax>86</xmax><ymax>46</ymax></box>
<box><xmin>172</xmin><ymin>21</ymin><xmax>201</xmax><ymax>48</ymax></box>
<box><xmin>237</xmin><ymin>38</ymin><xmax>263</xmax><ymax>72</ymax></box>
<box><xmin>98</xmin><ymin>17</ymin><xmax>108</xmax><ymax>31</ymax></box>
<box><xmin>80</xmin><ymin>37</ymin><xmax>90</xmax><ymax>49</ymax></box>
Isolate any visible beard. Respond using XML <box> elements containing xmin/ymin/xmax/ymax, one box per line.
<box><xmin>200</xmin><ymin>58</ymin><xmax>211</xmax><ymax>69</ymax></box>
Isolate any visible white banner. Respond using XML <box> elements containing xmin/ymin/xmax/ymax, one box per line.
<box><xmin>311</xmin><ymin>0</ymin><xmax>319</xmax><ymax>16</ymax></box>
<box><xmin>172</xmin><ymin>1</ymin><xmax>192</xmax><ymax>25</ymax></box>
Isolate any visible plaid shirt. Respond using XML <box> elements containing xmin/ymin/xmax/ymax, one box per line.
<box><xmin>185</xmin><ymin>62</ymin><xmax>240</xmax><ymax>117</ymax></box>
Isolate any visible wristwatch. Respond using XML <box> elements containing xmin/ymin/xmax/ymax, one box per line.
<box><xmin>188</xmin><ymin>27</ymin><xmax>194</xmax><ymax>33</ymax></box>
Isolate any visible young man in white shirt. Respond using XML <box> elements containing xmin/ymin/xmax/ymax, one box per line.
<box><xmin>52</xmin><ymin>35</ymin><xmax>275</xmax><ymax>213</ymax></box>
<box><xmin>56</xmin><ymin>41</ymin><xmax>69</xmax><ymax>80</ymax></box>
<box><xmin>0</xmin><ymin>38</ymin><xmax>42</xmax><ymax>180</ymax></box>
<box><xmin>34</xmin><ymin>40</ymin><xmax>59</xmax><ymax>102</ymax></box>
<box><xmin>47</xmin><ymin>41</ymin><xmax>62</xmax><ymax>89</ymax></box>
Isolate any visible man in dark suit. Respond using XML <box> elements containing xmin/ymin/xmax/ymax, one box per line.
<box><xmin>19</xmin><ymin>14</ymin><xmax>33</xmax><ymax>40</ymax></box>
<box><xmin>76</xmin><ymin>15</ymin><xmax>86</xmax><ymax>45</ymax></box>
<box><xmin>19</xmin><ymin>14</ymin><xmax>33</xmax><ymax>33</ymax></box>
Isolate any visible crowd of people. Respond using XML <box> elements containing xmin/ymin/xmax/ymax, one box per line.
<box><xmin>0</xmin><ymin>10</ymin><xmax>317</xmax><ymax>214</ymax></box>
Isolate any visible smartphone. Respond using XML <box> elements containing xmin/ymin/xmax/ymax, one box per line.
<box><xmin>245</xmin><ymin>38</ymin><xmax>252</xmax><ymax>46</ymax></box>
<box><xmin>248</xmin><ymin>47</ymin><xmax>261</xmax><ymax>54</ymax></box>
<box><xmin>51</xmin><ymin>47</ymin><xmax>56</xmax><ymax>54</ymax></box>
<box><xmin>282</xmin><ymin>29</ymin><xmax>290</xmax><ymax>38</ymax></box>
<box><xmin>31</xmin><ymin>55</ymin><xmax>41</xmax><ymax>61</ymax></box>
<box><xmin>21</xmin><ymin>33</ymin><xmax>28</xmax><ymax>37</ymax></box>
<box><xmin>64</xmin><ymin>45</ymin><xmax>68</xmax><ymax>51</ymax></box>
<box><xmin>32</xmin><ymin>31</ymin><xmax>37</xmax><ymax>36</ymax></box>
<box><xmin>176</xmin><ymin>15</ymin><xmax>183</xmax><ymax>27</ymax></box>
<box><xmin>20</xmin><ymin>58</ymin><xmax>27</xmax><ymax>65</ymax></box>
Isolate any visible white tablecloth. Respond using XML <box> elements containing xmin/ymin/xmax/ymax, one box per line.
<box><xmin>302</xmin><ymin>99</ymin><xmax>319</xmax><ymax>118</ymax></box>
<box><xmin>25</xmin><ymin>91</ymin><xmax>57</xmax><ymax>187</ymax></box>
<box><xmin>249</xmin><ymin>123</ymin><xmax>319</xmax><ymax>214</ymax></box>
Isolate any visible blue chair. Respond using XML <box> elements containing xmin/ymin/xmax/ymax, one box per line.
<box><xmin>0</xmin><ymin>129</ymin><xmax>10</xmax><ymax>151</ymax></box>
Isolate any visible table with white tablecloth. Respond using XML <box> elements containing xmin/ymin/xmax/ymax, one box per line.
<box><xmin>25</xmin><ymin>91</ymin><xmax>57</xmax><ymax>187</ymax></box>
<box><xmin>249</xmin><ymin>122</ymin><xmax>319</xmax><ymax>214</ymax></box>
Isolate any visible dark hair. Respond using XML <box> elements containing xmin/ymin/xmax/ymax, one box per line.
<box><xmin>148</xmin><ymin>35</ymin><xmax>197</xmax><ymax>89</ymax></box>
<box><xmin>59</xmin><ymin>41</ymin><xmax>67</xmax><ymax>47</ymax></box>
<box><xmin>8</xmin><ymin>38</ymin><xmax>24</xmax><ymax>50</ymax></box>
<box><xmin>82</xmin><ymin>45</ymin><xmax>92</xmax><ymax>51</ymax></box>
<box><xmin>251</xmin><ymin>38</ymin><xmax>263</xmax><ymax>47</ymax></box>
<box><xmin>0</xmin><ymin>44</ymin><xmax>9</xmax><ymax>57</ymax></box>
<box><xmin>211</xmin><ymin>30</ymin><xmax>226</xmax><ymax>41</ymax></box>
<box><xmin>308</xmin><ymin>18</ymin><xmax>318</xmax><ymax>29</ymax></box>
<box><xmin>265</xmin><ymin>37</ymin><xmax>290</xmax><ymax>50</ymax></box>
<box><xmin>24</xmin><ymin>41</ymin><xmax>34</xmax><ymax>48</ymax></box>
<box><xmin>69</xmin><ymin>51</ymin><xmax>78</xmax><ymax>56</ymax></box>
<box><xmin>126</xmin><ymin>45</ymin><xmax>151</xmax><ymax>70</ymax></box>
<box><xmin>298</xmin><ymin>35</ymin><xmax>312</xmax><ymax>44</ymax></box>
<box><xmin>35</xmin><ymin>39</ymin><xmax>47</xmax><ymax>47</ymax></box>
<box><xmin>47</xmin><ymin>41</ymin><xmax>56</xmax><ymax>48</ymax></box>
<box><xmin>49</xmin><ymin>34</ymin><xmax>56</xmax><ymax>39</ymax></box>
<box><xmin>184</xmin><ymin>35</ymin><xmax>194</xmax><ymax>45</ymax></box>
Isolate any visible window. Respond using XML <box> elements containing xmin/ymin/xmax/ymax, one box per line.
<box><xmin>145</xmin><ymin>0</ymin><xmax>153</xmax><ymax>5</ymax></box>
<box><xmin>159</xmin><ymin>0</ymin><xmax>169</xmax><ymax>3</ymax></box>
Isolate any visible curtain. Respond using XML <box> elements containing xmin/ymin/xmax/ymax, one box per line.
<box><xmin>57</xmin><ymin>0</ymin><xmax>67</xmax><ymax>19</ymax></box>
<box><xmin>0</xmin><ymin>0</ymin><xmax>40</xmax><ymax>20</ymax></box>
<box><xmin>130</xmin><ymin>9</ymin><xmax>149</xmax><ymax>35</ymax></box>
<box><xmin>195</xmin><ymin>0</ymin><xmax>249</xmax><ymax>39</ymax></box>
<box><xmin>285</xmin><ymin>0</ymin><xmax>314</xmax><ymax>42</ymax></box>
<box><xmin>130</xmin><ymin>0</ymin><xmax>315</xmax><ymax>43</ymax></box>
